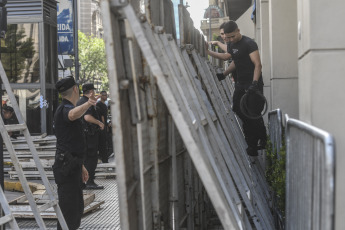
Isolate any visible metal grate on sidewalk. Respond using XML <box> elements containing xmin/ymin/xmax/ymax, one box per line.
<box><xmin>14</xmin><ymin>178</ymin><xmax>120</xmax><ymax>230</ymax></box>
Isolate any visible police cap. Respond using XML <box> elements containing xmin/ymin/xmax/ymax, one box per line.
<box><xmin>82</xmin><ymin>83</ymin><xmax>96</xmax><ymax>93</ymax></box>
<box><xmin>56</xmin><ymin>76</ymin><xmax>76</xmax><ymax>93</ymax></box>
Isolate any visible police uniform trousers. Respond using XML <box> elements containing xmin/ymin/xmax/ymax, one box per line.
<box><xmin>232</xmin><ymin>82</ymin><xmax>267</xmax><ymax>149</ymax></box>
<box><xmin>98</xmin><ymin>128</ymin><xmax>108</xmax><ymax>163</ymax></box>
<box><xmin>54</xmin><ymin>161</ymin><xmax>84</xmax><ymax>230</ymax></box>
<box><xmin>85</xmin><ymin>132</ymin><xmax>100</xmax><ymax>182</ymax></box>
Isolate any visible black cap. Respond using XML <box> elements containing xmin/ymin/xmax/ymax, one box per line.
<box><xmin>56</xmin><ymin>76</ymin><xmax>76</xmax><ymax>93</ymax></box>
<box><xmin>3</xmin><ymin>104</ymin><xmax>14</xmax><ymax>112</ymax></box>
<box><xmin>82</xmin><ymin>83</ymin><xmax>96</xmax><ymax>93</ymax></box>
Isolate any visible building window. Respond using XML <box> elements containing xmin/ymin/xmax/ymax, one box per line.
<box><xmin>1</xmin><ymin>24</ymin><xmax>40</xmax><ymax>83</ymax></box>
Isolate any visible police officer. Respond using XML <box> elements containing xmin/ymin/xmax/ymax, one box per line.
<box><xmin>53</xmin><ymin>76</ymin><xmax>96</xmax><ymax>230</ymax></box>
<box><xmin>77</xmin><ymin>83</ymin><xmax>104</xmax><ymax>189</ymax></box>
<box><xmin>96</xmin><ymin>91</ymin><xmax>109</xmax><ymax>163</ymax></box>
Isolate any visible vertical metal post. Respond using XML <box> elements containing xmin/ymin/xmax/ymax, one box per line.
<box><xmin>73</xmin><ymin>0</ymin><xmax>79</xmax><ymax>82</ymax></box>
<box><xmin>208</xmin><ymin>7</ymin><xmax>211</xmax><ymax>42</ymax></box>
<box><xmin>39</xmin><ymin>22</ymin><xmax>47</xmax><ymax>133</ymax></box>
<box><xmin>0</xmin><ymin>3</ymin><xmax>5</xmax><ymax>228</ymax></box>
<box><xmin>0</xmin><ymin>38</ymin><xmax>4</xmax><ymax>230</ymax></box>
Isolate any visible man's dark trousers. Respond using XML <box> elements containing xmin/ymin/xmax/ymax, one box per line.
<box><xmin>85</xmin><ymin>132</ymin><xmax>99</xmax><ymax>182</ymax></box>
<box><xmin>98</xmin><ymin>128</ymin><xmax>108</xmax><ymax>163</ymax></box>
<box><xmin>55</xmin><ymin>163</ymin><xmax>84</xmax><ymax>230</ymax></box>
<box><xmin>232</xmin><ymin>82</ymin><xmax>267</xmax><ymax>149</ymax></box>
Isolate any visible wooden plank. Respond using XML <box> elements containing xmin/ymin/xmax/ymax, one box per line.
<box><xmin>8</xmin><ymin>171</ymin><xmax>115</xmax><ymax>179</ymax></box>
<box><xmin>10</xmin><ymin>201</ymin><xmax>104</xmax><ymax>219</ymax></box>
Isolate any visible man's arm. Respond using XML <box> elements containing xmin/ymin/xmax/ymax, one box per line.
<box><xmin>68</xmin><ymin>92</ymin><xmax>99</xmax><ymax>121</ymax></box>
<box><xmin>249</xmin><ymin>50</ymin><xmax>262</xmax><ymax>82</ymax></box>
<box><xmin>84</xmin><ymin>114</ymin><xmax>105</xmax><ymax>130</ymax></box>
<box><xmin>209</xmin><ymin>41</ymin><xmax>228</xmax><ymax>52</ymax></box>
<box><xmin>68</xmin><ymin>102</ymin><xmax>92</xmax><ymax>121</ymax></box>
<box><xmin>224</xmin><ymin>61</ymin><xmax>236</xmax><ymax>76</ymax></box>
<box><xmin>82</xmin><ymin>165</ymin><xmax>89</xmax><ymax>183</ymax></box>
<box><xmin>207</xmin><ymin>49</ymin><xmax>231</xmax><ymax>60</ymax></box>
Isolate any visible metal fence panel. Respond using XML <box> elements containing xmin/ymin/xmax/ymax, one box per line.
<box><xmin>286</xmin><ymin>118</ymin><xmax>335</xmax><ymax>230</ymax></box>
<box><xmin>102</xmin><ymin>1</ymin><xmax>276</xmax><ymax>230</ymax></box>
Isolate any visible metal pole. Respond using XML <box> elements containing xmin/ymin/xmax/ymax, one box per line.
<box><xmin>208</xmin><ymin>7</ymin><xmax>211</xmax><ymax>42</ymax></box>
<box><xmin>0</xmin><ymin>50</ymin><xmax>4</xmax><ymax>230</ymax></box>
<box><xmin>0</xmin><ymin>2</ymin><xmax>6</xmax><ymax>228</ymax></box>
<box><xmin>73</xmin><ymin>0</ymin><xmax>79</xmax><ymax>82</ymax></box>
<box><xmin>0</xmin><ymin>4</ymin><xmax>5</xmax><ymax>229</ymax></box>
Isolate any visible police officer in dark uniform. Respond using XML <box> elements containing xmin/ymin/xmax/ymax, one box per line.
<box><xmin>53</xmin><ymin>76</ymin><xmax>98</xmax><ymax>230</ymax></box>
<box><xmin>96</xmin><ymin>91</ymin><xmax>109</xmax><ymax>163</ymax></box>
<box><xmin>77</xmin><ymin>83</ymin><xmax>104</xmax><ymax>189</ymax></box>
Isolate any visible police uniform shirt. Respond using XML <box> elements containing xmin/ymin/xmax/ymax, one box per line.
<box><xmin>77</xmin><ymin>96</ymin><xmax>100</xmax><ymax>120</ymax></box>
<box><xmin>228</xmin><ymin>35</ymin><xmax>258</xmax><ymax>83</ymax></box>
<box><xmin>54</xmin><ymin>99</ymin><xmax>85</xmax><ymax>157</ymax></box>
<box><xmin>96</xmin><ymin>101</ymin><xmax>108</xmax><ymax>124</ymax></box>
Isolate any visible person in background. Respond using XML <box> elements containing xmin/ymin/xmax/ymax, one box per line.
<box><xmin>77</xmin><ymin>83</ymin><xmax>104</xmax><ymax>189</ymax></box>
<box><xmin>207</xmin><ymin>22</ymin><xmax>231</xmax><ymax>61</ymax></box>
<box><xmin>207</xmin><ymin>21</ymin><xmax>237</xmax><ymax>83</ymax></box>
<box><xmin>96</xmin><ymin>91</ymin><xmax>109</xmax><ymax>163</ymax></box>
<box><xmin>2</xmin><ymin>103</ymin><xmax>19</xmax><ymax>138</ymax></box>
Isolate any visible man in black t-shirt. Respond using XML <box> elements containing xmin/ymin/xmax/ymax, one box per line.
<box><xmin>221</xmin><ymin>21</ymin><xmax>267</xmax><ymax>156</ymax></box>
<box><xmin>77</xmin><ymin>83</ymin><xmax>105</xmax><ymax>189</ymax></box>
<box><xmin>53</xmin><ymin>76</ymin><xmax>96</xmax><ymax>229</ymax></box>
<box><xmin>96</xmin><ymin>91</ymin><xmax>109</xmax><ymax>163</ymax></box>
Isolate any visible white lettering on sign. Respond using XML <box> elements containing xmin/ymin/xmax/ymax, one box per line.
<box><xmin>57</xmin><ymin>24</ymin><xmax>71</xmax><ymax>31</ymax></box>
<box><xmin>59</xmin><ymin>36</ymin><xmax>69</xmax><ymax>42</ymax></box>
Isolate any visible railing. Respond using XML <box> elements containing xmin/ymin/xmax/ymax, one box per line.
<box><xmin>285</xmin><ymin>118</ymin><xmax>335</xmax><ymax>230</ymax></box>
<box><xmin>268</xmin><ymin>109</ymin><xmax>283</xmax><ymax>158</ymax></box>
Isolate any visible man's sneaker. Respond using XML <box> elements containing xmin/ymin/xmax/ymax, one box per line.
<box><xmin>246</xmin><ymin>147</ymin><xmax>258</xmax><ymax>157</ymax></box>
<box><xmin>85</xmin><ymin>181</ymin><xmax>104</xmax><ymax>190</ymax></box>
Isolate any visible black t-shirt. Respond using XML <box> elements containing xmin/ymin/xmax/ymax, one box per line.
<box><xmin>228</xmin><ymin>35</ymin><xmax>258</xmax><ymax>83</ymax></box>
<box><xmin>54</xmin><ymin>99</ymin><xmax>85</xmax><ymax>156</ymax></box>
<box><xmin>96</xmin><ymin>101</ymin><xmax>108</xmax><ymax>123</ymax></box>
<box><xmin>226</xmin><ymin>42</ymin><xmax>237</xmax><ymax>83</ymax></box>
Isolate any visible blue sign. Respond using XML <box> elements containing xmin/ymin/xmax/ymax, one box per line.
<box><xmin>57</xmin><ymin>0</ymin><xmax>74</xmax><ymax>54</ymax></box>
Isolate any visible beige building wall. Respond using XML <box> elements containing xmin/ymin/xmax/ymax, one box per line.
<box><xmin>268</xmin><ymin>0</ymin><xmax>299</xmax><ymax>119</ymax></box>
<box><xmin>258</xmin><ymin>0</ymin><xmax>271</xmax><ymax>117</ymax></box>
<box><xmin>297</xmin><ymin>0</ymin><xmax>345</xmax><ymax>228</ymax></box>
<box><xmin>235</xmin><ymin>7</ymin><xmax>255</xmax><ymax>39</ymax></box>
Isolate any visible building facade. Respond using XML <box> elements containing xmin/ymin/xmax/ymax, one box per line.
<box><xmin>200</xmin><ymin>0</ymin><xmax>229</xmax><ymax>41</ymax></box>
<box><xmin>78</xmin><ymin>0</ymin><xmax>103</xmax><ymax>38</ymax></box>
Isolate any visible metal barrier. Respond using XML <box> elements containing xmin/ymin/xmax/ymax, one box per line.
<box><xmin>102</xmin><ymin>1</ymin><xmax>275</xmax><ymax>229</ymax></box>
<box><xmin>268</xmin><ymin>109</ymin><xmax>283</xmax><ymax>158</ymax></box>
<box><xmin>285</xmin><ymin>118</ymin><xmax>335</xmax><ymax>230</ymax></box>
